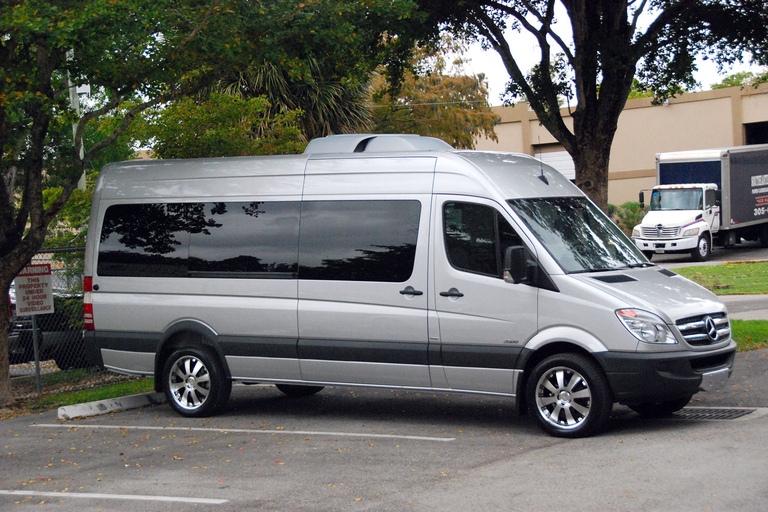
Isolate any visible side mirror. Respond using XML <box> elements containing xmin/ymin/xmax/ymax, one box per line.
<box><xmin>504</xmin><ymin>246</ymin><xmax>534</xmax><ymax>285</ymax></box>
<box><xmin>714</xmin><ymin>190</ymin><xmax>722</xmax><ymax>207</ymax></box>
<box><xmin>638</xmin><ymin>191</ymin><xmax>645</xmax><ymax>209</ymax></box>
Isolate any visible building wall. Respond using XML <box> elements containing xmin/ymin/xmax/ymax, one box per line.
<box><xmin>476</xmin><ymin>83</ymin><xmax>768</xmax><ymax>205</ymax></box>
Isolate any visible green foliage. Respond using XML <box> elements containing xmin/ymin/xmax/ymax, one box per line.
<box><xmin>370</xmin><ymin>39</ymin><xmax>498</xmax><ymax>149</ymax></box>
<box><xmin>140</xmin><ymin>93</ymin><xmax>306</xmax><ymax>159</ymax></box>
<box><xmin>675</xmin><ymin>262</ymin><xmax>768</xmax><ymax>295</ymax></box>
<box><xmin>711</xmin><ymin>71</ymin><xmax>768</xmax><ymax>90</ymax></box>
<box><xmin>609</xmin><ymin>202</ymin><xmax>647</xmax><ymax>237</ymax></box>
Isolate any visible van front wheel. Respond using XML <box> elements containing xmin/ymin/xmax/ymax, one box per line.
<box><xmin>526</xmin><ymin>353</ymin><xmax>612</xmax><ymax>438</ymax></box>
<box><xmin>163</xmin><ymin>347</ymin><xmax>231</xmax><ymax>417</ymax></box>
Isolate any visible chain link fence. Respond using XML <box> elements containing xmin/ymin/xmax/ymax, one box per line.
<box><xmin>9</xmin><ymin>247</ymin><xmax>91</xmax><ymax>374</ymax></box>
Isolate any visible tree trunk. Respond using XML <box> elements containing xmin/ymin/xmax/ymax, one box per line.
<box><xmin>571</xmin><ymin>134</ymin><xmax>613</xmax><ymax>211</ymax></box>
<box><xmin>0</xmin><ymin>289</ymin><xmax>12</xmax><ymax>406</ymax></box>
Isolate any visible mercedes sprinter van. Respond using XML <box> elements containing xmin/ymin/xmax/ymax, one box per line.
<box><xmin>83</xmin><ymin>134</ymin><xmax>735</xmax><ymax>437</ymax></box>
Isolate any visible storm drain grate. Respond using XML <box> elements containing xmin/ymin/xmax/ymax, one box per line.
<box><xmin>672</xmin><ymin>408</ymin><xmax>757</xmax><ymax>421</ymax></box>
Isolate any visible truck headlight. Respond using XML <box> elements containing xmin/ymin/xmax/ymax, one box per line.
<box><xmin>616</xmin><ymin>309</ymin><xmax>678</xmax><ymax>344</ymax></box>
<box><xmin>632</xmin><ymin>226</ymin><xmax>641</xmax><ymax>238</ymax></box>
<box><xmin>682</xmin><ymin>226</ymin><xmax>700</xmax><ymax>237</ymax></box>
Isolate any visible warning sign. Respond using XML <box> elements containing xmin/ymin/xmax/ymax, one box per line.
<box><xmin>14</xmin><ymin>264</ymin><xmax>55</xmax><ymax>316</ymax></box>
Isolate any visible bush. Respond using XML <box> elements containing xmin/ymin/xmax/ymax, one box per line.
<box><xmin>609</xmin><ymin>201</ymin><xmax>647</xmax><ymax>236</ymax></box>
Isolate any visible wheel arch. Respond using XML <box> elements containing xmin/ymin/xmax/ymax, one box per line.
<box><xmin>515</xmin><ymin>329</ymin><xmax>611</xmax><ymax>415</ymax></box>
<box><xmin>154</xmin><ymin>320</ymin><xmax>231</xmax><ymax>392</ymax></box>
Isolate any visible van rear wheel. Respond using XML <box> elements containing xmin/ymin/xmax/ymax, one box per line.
<box><xmin>526</xmin><ymin>353</ymin><xmax>612</xmax><ymax>438</ymax></box>
<box><xmin>163</xmin><ymin>347</ymin><xmax>231</xmax><ymax>417</ymax></box>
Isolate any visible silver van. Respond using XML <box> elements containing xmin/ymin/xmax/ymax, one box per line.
<box><xmin>83</xmin><ymin>134</ymin><xmax>735</xmax><ymax>437</ymax></box>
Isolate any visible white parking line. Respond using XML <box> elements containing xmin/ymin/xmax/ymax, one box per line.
<box><xmin>34</xmin><ymin>423</ymin><xmax>456</xmax><ymax>442</ymax></box>
<box><xmin>0</xmin><ymin>490</ymin><xmax>228</xmax><ymax>504</ymax></box>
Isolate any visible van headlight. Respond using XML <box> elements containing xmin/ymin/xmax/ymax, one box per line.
<box><xmin>682</xmin><ymin>226</ymin><xmax>700</xmax><ymax>237</ymax></box>
<box><xmin>616</xmin><ymin>309</ymin><xmax>678</xmax><ymax>344</ymax></box>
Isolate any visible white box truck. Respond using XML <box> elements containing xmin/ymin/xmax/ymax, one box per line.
<box><xmin>83</xmin><ymin>134</ymin><xmax>736</xmax><ymax>438</ymax></box>
<box><xmin>633</xmin><ymin>144</ymin><xmax>768</xmax><ymax>261</ymax></box>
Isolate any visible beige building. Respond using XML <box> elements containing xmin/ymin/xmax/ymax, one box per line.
<box><xmin>475</xmin><ymin>82</ymin><xmax>768</xmax><ymax>205</ymax></box>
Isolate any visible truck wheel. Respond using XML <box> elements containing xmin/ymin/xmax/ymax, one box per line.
<box><xmin>690</xmin><ymin>234</ymin><xmax>710</xmax><ymax>262</ymax></box>
<box><xmin>642</xmin><ymin>251</ymin><xmax>654</xmax><ymax>261</ymax></box>
<box><xmin>163</xmin><ymin>347</ymin><xmax>231</xmax><ymax>417</ymax></box>
<box><xmin>628</xmin><ymin>395</ymin><xmax>691</xmax><ymax>418</ymax></box>
<box><xmin>526</xmin><ymin>353</ymin><xmax>613</xmax><ymax>438</ymax></box>
<box><xmin>275</xmin><ymin>384</ymin><xmax>325</xmax><ymax>397</ymax></box>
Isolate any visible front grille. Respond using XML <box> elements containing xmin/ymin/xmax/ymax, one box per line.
<box><xmin>676</xmin><ymin>312</ymin><xmax>730</xmax><ymax>346</ymax></box>
<box><xmin>641</xmin><ymin>226</ymin><xmax>680</xmax><ymax>239</ymax></box>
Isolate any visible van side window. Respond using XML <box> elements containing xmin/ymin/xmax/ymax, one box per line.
<box><xmin>443</xmin><ymin>202</ymin><xmax>521</xmax><ymax>277</ymax></box>
<box><xmin>299</xmin><ymin>200</ymin><xmax>421</xmax><ymax>282</ymax></box>
<box><xmin>98</xmin><ymin>202</ymin><xmax>300</xmax><ymax>278</ymax></box>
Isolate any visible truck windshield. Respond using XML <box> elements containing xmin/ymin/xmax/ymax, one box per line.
<box><xmin>650</xmin><ymin>188</ymin><xmax>702</xmax><ymax>211</ymax></box>
<box><xmin>508</xmin><ymin>197</ymin><xmax>648</xmax><ymax>274</ymax></box>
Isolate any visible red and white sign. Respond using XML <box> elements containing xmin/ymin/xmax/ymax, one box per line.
<box><xmin>14</xmin><ymin>264</ymin><xmax>55</xmax><ymax>316</ymax></box>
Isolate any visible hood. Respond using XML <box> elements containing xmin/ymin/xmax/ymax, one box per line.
<box><xmin>640</xmin><ymin>210</ymin><xmax>701</xmax><ymax>228</ymax></box>
<box><xmin>571</xmin><ymin>266</ymin><xmax>726</xmax><ymax>324</ymax></box>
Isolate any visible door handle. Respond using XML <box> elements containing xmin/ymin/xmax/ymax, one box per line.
<box><xmin>439</xmin><ymin>288</ymin><xmax>464</xmax><ymax>298</ymax></box>
<box><xmin>399</xmin><ymin>286</ymin><xmax>424</xmax><ymax>296</ymax></box>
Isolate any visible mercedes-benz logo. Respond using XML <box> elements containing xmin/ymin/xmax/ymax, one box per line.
<box><xmin>704</xmin><ymin>316</ymin><xmax>719</xmax><ymax>342</ymax></box>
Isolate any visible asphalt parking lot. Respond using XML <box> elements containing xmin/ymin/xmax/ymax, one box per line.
<box><xmin>2</xmin><ymin>243</ymin><xmax>767</xmax><ymax>511</ymax></box>
<box><xmin>2</xmin><ymin>350</ymin><xmax>768</xmax><ymax>512</ymax></box>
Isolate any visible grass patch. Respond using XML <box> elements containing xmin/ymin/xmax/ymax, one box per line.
<box><xmin>3</xmin><ymin>367</ymin><xmax>154</xmax><ymax>420</ymax></box>
<box><xmin>675</xmin><ymin>261</ymin><xmax>768</xmax><ymax>295</ymax></box>
<box><xmin>30</xmin><ymin>377</ymin><xmax>154</xmax><ymax>411</ymax></box>
<box><xmin>731</xmin><ymin>319</ymin><xmax>768</xmax><ymax>352</ymax></box>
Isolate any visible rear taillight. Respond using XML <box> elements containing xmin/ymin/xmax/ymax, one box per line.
<box><xmin>84</xmin><ymin>276</ymin><xmax>94</xmax><ymax>331</ymax></box>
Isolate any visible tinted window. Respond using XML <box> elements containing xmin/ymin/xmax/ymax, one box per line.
<box><xmin>189</xmin><ymin>202</ymin><xmax>300</xmax><ymax>277</ymax></box>
<box><xmin>444</xmin><ymin>202</ymin><xmax>522</xmax><ymax>277</ymax></box>
<box><xmin>98</xmin><ymin>202</ymin><xmax>300</xmax><ymax>278</ymax></box>
<box><xmin>299</xmin><ymin>200</ymin><xmax>421</xmax><ymax>282</ymax></box>
<box><xmin>98</xmin><ymin>203</ymin><xmax>190</xmax><ymax>277</ymax></box>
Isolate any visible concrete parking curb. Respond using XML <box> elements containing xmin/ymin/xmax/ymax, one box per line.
<box><xmin>57</xmin><ymin>392</ymin><xmax>165</xmax><ymax>420</ymax></box>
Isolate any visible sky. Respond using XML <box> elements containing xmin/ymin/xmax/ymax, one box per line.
<box><xmin>463</xmin><ymin>30</ymin><xmax>767</xmax><ymax>107</ymax></box>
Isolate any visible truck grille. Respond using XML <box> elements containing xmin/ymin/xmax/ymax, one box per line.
<box><xmin>676</xmin><ymin>313</ymin><xmax>730</xmax><ymax>346</ymax></box>
<box><xmin>641</xmin><ymin>226</ymin><xmax>680</xmax><ymax>239</ymax></box>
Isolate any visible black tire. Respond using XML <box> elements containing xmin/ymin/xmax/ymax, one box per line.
<box><xmin>628</xmin><ymin>395</ymin><xmax>691</xmax><ymax>418</ymax></box>
<box><xmin>275</xmin><ymin>384</ymin><xmax>324</xmax><ymax>397</ymax></box>
<box><xmin>690</xmin><ymin>234</ymin><xmax>710</xmax><ymax>262</ymax></box>
<box><xmin>526</xmin><ymin>353</ymin><xmax>613</xmax><ymax>438</ymax></box>
<box><xmin>642</xmin><ymin>251</ymin><xmax>654</xmax><ymax>261</ymax></box>
<box><xmin>163</xmin><ymin>347</ymin><xmax>231</xmax><ymax>417</ymax></box>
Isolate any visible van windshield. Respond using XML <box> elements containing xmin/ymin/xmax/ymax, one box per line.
<box><xmin>508</xmin><ymin>197</ymin><xmax>648</xmax><ymax>274</ymax></box>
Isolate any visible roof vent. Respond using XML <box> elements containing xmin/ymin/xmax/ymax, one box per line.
<box><xmin>304</xmin><ymin>134</ymin><xmax>453</xmax><ymax>154</ymax></box>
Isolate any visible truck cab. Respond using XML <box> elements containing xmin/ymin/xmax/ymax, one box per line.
<box><xmin>632</xmin><ymin>183</ymin><xmax>720</xmax><ymax>261</ymax></box>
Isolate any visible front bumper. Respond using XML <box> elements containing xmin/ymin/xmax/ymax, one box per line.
<box><xmin>595</xmin><ymin>342</ymin><xmax>736</xmax><ymax>405</ymax></box>
<box><xmin>634</xmin><ymin>236</ymin><xmax>699</xmax><ymax>254</ymax></box>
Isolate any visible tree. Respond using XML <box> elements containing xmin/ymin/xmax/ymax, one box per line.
<box><xmin>370</xmin><ymin>39</ymin><xmax>498</xmax><ymax>149</ymax></box>
<box><xmin>139</xmin><ymin>93</ymin><xmax>306</xmax><ymax>159</ymax></box>
<box><xmin>0</xmin><ymin>0</ymin><xmax>420</xmax><ymax>404</ymax></box>
<box><xmin>412</xmin><ymin>1</ymin><xmax>768</xmax><ymax>209</ymax></box>
<box><xmin>219</xmin><ymin>60</ymin><xmax>374</xmax><ymax>141</ymax></box>
<box><xmin>711</xmin><ymin>70</ymin><xmax>768</xmax><ymax>89</ymax></box>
